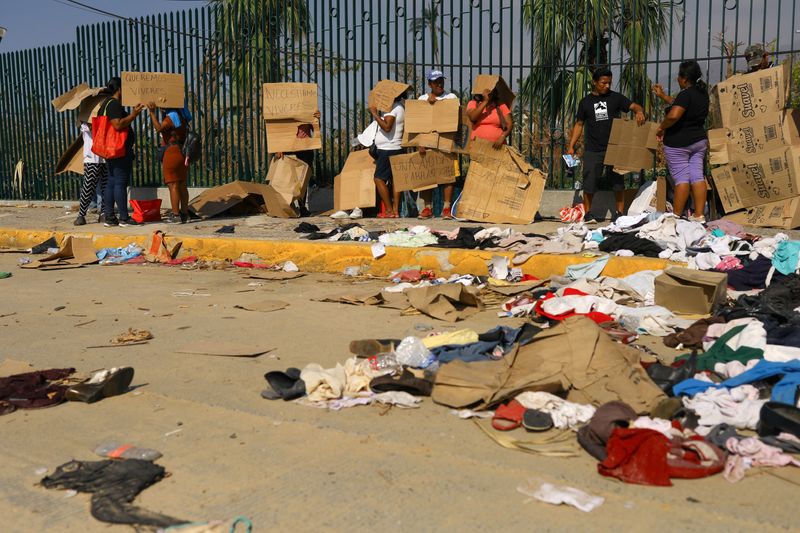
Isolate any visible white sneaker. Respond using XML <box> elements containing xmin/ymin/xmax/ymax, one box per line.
<box><xmin>349</xmin><ymin>207</ymin><xmax>363</xmax><ymax>219</ymax></box>
<box><xmin>330</xmin><ymin>210</ymin><xmax>350</xmax><ymax>219</ymax></box>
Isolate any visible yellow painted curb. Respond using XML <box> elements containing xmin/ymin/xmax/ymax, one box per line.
<box><xmin>0</xmin><ymin>226</ymin><xmax>671</xmax><ymax>278</ymax></box>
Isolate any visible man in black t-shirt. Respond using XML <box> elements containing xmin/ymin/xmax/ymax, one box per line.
<box><xmin>566</xmin><ymin>67</ymin><xmax>646</xmax><ymax>223</ymax></box>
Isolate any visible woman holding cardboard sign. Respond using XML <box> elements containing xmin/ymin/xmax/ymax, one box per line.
<box><xmin>369</xmin><ymin>94</ymin><xmax>406</xmax><ymax>218</ymax></box>
<box><xmin>98</xmin><ymin>77</ymin><xmax>144</xmax><ymax>227</ymax></box>
<box><xmin>466</xmin><ymin>85</ymin><xmax>513</xmax><ymax>148</ymax></box>
<box><xmin>654</xmin><ymin>60</ymin><xmax>710</xmax><ymax>223</ymax></box>
<box><xmin>146</xmin><ymin>102</ymin><xmax>192</xmax><ymax>223</ymax></box>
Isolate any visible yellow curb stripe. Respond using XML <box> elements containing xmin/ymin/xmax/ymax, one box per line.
<box><xmin>0</xmin><ymin>227</ymin><xmax>671</xmax><ymax>278</ymax></box>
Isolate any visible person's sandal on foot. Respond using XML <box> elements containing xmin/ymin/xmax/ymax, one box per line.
<box><xmin>418</xmin><ymin>207</ymin><xmax>433</xmax><ymax>220</ymax></box>
<box><xmin>65</xmin><ymin>367</ymin><xmax>135</xmax><ymax>403</ymax></box>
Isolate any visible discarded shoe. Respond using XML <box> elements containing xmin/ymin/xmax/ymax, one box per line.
<box><xmin>329</xmin><ymin>210</ymin><xmax>350</xmax><ymax>219</ymax></box>
<box><xmin>645</xmin><ymin>354</ymin><xmax>697</xmax><ymax>395</ymax></box>
<box><xmin>264</xmin><ymin>368</ymin><xmax>306</xmax><ymax>401</ymax></box>
<box><xmin>349</xmin><ymin>338</ymin><xmax>401</xmax><ymax>358</ymax></box>
<box><xmin>757</xmin><ymin>402</ymin><xmax>800</xmax><ymax>439</ymax></box>
<box><xmin>492</xmin><ymin>399</ymin><xmax>526</xmax><ymax>431</ymax></box>
<box><xmin>349</xmin><ymin>207</ymin><xmax>363</xmax><ymax>219</ymax></box>
<box><xmin>369</xmin><ymin>369</ymin><xmax>433</xmax><ymax>397</ymax></box>
<box><xmin>73</xmin><ymin>215</ymin><xmax>86</xmax><ymax>226</ymax></box>
<box><xmin>65</xmin><ymin>367</ymin><xmax>134</xmax><ymax>404</ymax></box>
<box><xmin>522</xmin><ymin>409</ymin><xmax>554</xmax><ymax>432</ymax></box>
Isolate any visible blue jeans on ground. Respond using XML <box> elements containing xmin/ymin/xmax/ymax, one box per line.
<box><xmin>104</xmin><ymin>154</ymin><xmax>132</xmax><ymax>220</ymax></box>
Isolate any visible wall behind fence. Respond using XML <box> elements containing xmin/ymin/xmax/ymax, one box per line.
<box><xmin>0</xmin><ymin>0</ymin><xmax>797</xmax><ymax>201</ymax></box>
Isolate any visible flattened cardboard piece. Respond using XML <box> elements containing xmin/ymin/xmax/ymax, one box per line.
<box><xmin>603</xmin><ymin>119</ymin><xmax>659</xmax><ymax>172</ymax></box>
<box><xmin>654</xmin><ymin>266</ymin><xmax>728</xmax><ymax>315</ymax></box>
<box><xmin>188</xmin><ymin>180</ymin><xmax>272</xmax><ymax>219</ymax></box>
<box><xmin>262</xmin><ymin>185</ymin><xmax>298</xmax><ymax>218</ymax></box>
<box><xmin>176</xmin><ymin>341</ymin><xmax>273</xmax><ymax>358</ymax></box>
<box><xmin>724</xmin><ymin>196</ymin><xmax>800</xmax><ymax>230</ymax></box>
<box><xmin>20</xmin><ymin>236</ymin><xmax>97</xmax><ymax>269</ymax></box>
<box><xmin>457</xmin><ymin>161</ymin><xmax>547</xmax><ymax>224</ymax></box>
<box><xmin>265</xmin><ymin>119</ymin><xmax>322</xmax><ymax>153</ymax></box>
<box><xmin>367</xmin><ymin>79</ymin><xmax>412</xmax><ymax>113</ymax></box>
<box><xmin>656</xmin><ymin>175</ymin><xmax>667</xmax><ymax>212</ymax></box>
<box><xmin>77</xmin><ymin>94</ymin><xmax>107</xmax><ymax>124</ymax></box>
<box><xmin>486</xmin><ymin>279</ymin><xmax>546</xmax><ymax>296</ymax></box>
<box><xmin>472</xmin><ymin>74</ymin><xmax>515</xmax><ymax>108</ymax></box>
<box><xmin>467</xmin><ymin>138</ymin><xmax>518</xmax><ymax>170</ymax></box>
<box><xmin>55</xmin><ymin>136</ymin><xmax>84</xmax><ymax>175</ymax></box>
<box><xmin>708</xmin><ymin>128</ymin><xmax>730</xmax><ymax>165</ymax></box>
<box><xmin>390</xmin><ymin>150</ymin><xmax>456</xmax><ymax>192</ymax></box>
<box><xmin>233</xmin><ymin>300</ymin><xmax>290</xmax><ymax>313</ymax></box>
<box><xmin>246</xmin><ymin>271</ymin><xmax>306</xmax><ymax>281</ymax></box>
<box><xmin>266</xmin><ymin>155</ymin><xmax>310</xmax><ymax>206</ymax></box>
<box><xmin>713</xmin><ymin>63</ymin><xmax>790</xmax><ymax>128</ymax></box>
<box><xmin>262</xmin><ymin>82</ymin><xmax>318</xmax><ymax>122</ymax></box>
<box><xmin>709</xmin><ymin>110</ymin><xmax>792</xmax><ymax>166</ymax></box>
<box><xmin>404</xmin><ymin>99</ymin><xmax>460</xmax><ymax>134</ymax></box>
<box><xmin>51</xmin><ymin>83</ymin><xmax>104</xmax><ymax>111</ymax></box>
<box><xmin>783</xmin><ymin>109</ymin><xmax>800</xmax><ymax>145</ymax></box>
<box><xmin>451</xmin><ymin>107</ymin><xmax>474</xmax><ymax>155</ymax></box>
<box><xmin>404</xmin><ymin>284</ymin><xmax>483</xmax><ymax>323</ymax></box>
<box><xmin>712</xmin><ymin>147</ymin><xmax>798</xmax><ymax>211</ymax></box>
<box><xmin>120</xmin><ymin>71</ymin><xmax>185</xmax><ymax>108</ymax></box>
<box><xmin>315</xmin><ymin>291</ymin><xmax>385</xmax><ymax>306</ymax></box>
<box><xmin>145</xmin><ymin>230</ymin><xmax>182</xmax><ymax>263</ymax></box>
<box><xmin>403</xmin><ymin>132</ymin><xmax>459</xmax><ymax>153</ymax></box>
<box><xmin>334</xmin><ymin>150</ymin><xmax>377</xmax><ymax>211</ymax></box>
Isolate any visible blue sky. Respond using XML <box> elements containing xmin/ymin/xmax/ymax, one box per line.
<box><xmin>0</xmin><ymin>0</ymin><xmax>207</xmax><ymax>51</ymax></box>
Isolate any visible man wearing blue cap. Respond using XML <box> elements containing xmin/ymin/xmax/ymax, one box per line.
<box><xmin>418</xmin><ymin>70</ymin><xmax>458</xmax><ymax>219</ymax></box>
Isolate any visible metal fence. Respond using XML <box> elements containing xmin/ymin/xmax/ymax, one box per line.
<box><xmin>1</xmin><ymin>0</ymin><xmax>798</xmax><ymax>200</ymax></box>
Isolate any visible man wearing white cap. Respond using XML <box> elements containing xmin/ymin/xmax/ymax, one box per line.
<box><xmin>418</xmin><ymin>70</ymin><xmax>458</xmax><ymax>220</ymax></box>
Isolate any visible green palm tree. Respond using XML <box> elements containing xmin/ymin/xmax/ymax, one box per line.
<box><xmin>410</xmin><ymin>1</ymin><xmax>447</xmax><ymax>66</ymax></box>
<box><xmin>521</xmin><ymin>0</ymin><xmax>673</xmax><ymax>130</ymax></box>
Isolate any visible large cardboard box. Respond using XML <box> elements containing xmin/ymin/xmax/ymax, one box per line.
<box><xmin>265</xmin><ymin>155</ymin><xmax>310</xmax><ymax>211</ymax></box>
<box><xmin>725</xmin><ymin>197</ymin><xmax>800</xmax><ymax>230</ymax></box>
<box><xmin>603</xmin><ymin>119</ymin><xmax>659</xmax><ymax>173</ymax></box>
<box><xmin>333</xmin><ymin>150</ymin><xmax>376</xmax><ymax>211</ymax></box>
<box><xmin>708</xmin><ymin>109</ymin><xmax>799</xmax><ymax>165</ymax></box>
<box><xmin>389</xmin><ymin>150</ymin><xmax>456</xmax><ymax>192</ymax></box>
<box><xmin>262</xmin><ymin>82</ymin><xmax>317</xmax><ymax>122</ymax></box>
<box><xmin>710</xmin><ymin>146</ymin><xmax>799</xmax><ymax>211</ymax></box>
<box><xmin>711</xmin><ymin>63</ymin><xmax>790</xmax><ymax>128</ymax></box>
<box><xmin>654</xmin><ymin>267</ymin><xmax>728</xmax><ymax>315</ymax></box>
<box><xmin>121</xmin><ymin>71</ymin><xmax>185</xmax><ymax>108</ymax></box>
<box><xmin>368</xmin><ymin>80</ymin><xmax>411</xmax><ymax>113</ymax></box>
<box><xmin>472</xmin><ymin>74</ymin><xmax>515</xmax><ymax>108</ymax></box>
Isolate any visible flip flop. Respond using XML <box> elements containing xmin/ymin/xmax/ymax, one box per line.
<box><xmin>522</xmin><ymin>409</ymin><xmax>554</xmax><ymax>432</ymax></box>
<box><xmin>264</xmin><ymin>367</ymin><xmax>306</xmax><ymax>401</ymax></box>
<box><xmin>492</xmin><ymin>399</ymin><xmax>526</xmax><ymax>431</ymax></box>
<box><xmin>369</xmin><ymin>369</ymin><xmax>433</xmax><ymax>397</ymax></box>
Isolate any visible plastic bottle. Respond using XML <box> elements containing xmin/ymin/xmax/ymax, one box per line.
<box><xmin>367</xmin><ymin>353</ymin><xmax>400</xmax><ymax>373</ymax></box>
<box><xmin>394</xmin><ymin>337</ymin><xmax>436</xmax><ymax>368</ymax></box>
<box><xmin>94</xmin><ymin>442</ymin><xmax>162</xmax><ymax>461</ymax></box>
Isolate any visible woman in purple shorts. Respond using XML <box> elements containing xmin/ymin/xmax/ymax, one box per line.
<box><xmin>654</xmin><ymin>60</ymin><xmax>710</xmax><ymax>222</ymax></box>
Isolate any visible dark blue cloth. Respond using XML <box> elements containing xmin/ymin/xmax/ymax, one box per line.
<box><xmin>672</xmin><ymin>359</ymin><xmax>800</xmax><ymax>405</ymax></box>
<box><xmin>432</xmin><ymin>325</ymin><xmax>538</xmax><ymax>363</ymax></box>
<box><xmin>104</xmin><ymin>154</ymin><xmax>132</xmax><ymax>220</ymax></box>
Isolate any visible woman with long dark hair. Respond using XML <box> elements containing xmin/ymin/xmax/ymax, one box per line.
<box><xmin>654</xmin><ymin>60</ymin><xmax>710</xmax><ymax>222</ymax></box>
<box><xmin>146</xmin><ymin>102</ymin><xmax>191</xmax><ymax>223</ymax></box>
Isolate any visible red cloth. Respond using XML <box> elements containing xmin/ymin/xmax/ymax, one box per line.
<box><xmin>598</xmin><ymin>428</ymin><xmax>725</xmax><ymax>486</ymax></box>
<box><xmin>534</xmin><ymin>289</ymin><xmax>615</xmax><ymax>325</ymax></box>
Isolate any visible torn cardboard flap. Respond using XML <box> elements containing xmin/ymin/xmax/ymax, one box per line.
<box><xmin>389</xmin><ymin>150</ymin><xmax>456</xmax><ymax>192</ymax></box>
<box><xmin>121</xmin><ymin>71</ymin><xmax>185</xmax><ymax>108</ymax></box>
<box><xmin>266</xmin><ymin>155</ymin><xmax>310</xmax><ymax>207</ymax></box>
<box><xmin>265</xmin><ymin>119</ymin><xmax>322</xmax><ymax>154</ymax></box>
<box><xmin>51</xmin><ymin>83</ymin><xmax>104</xmax><ymax>112</ymax></box>
<box><xmin>368</xmin><ymin>79</ymin><xmax>411</xmax><ymax>113</ymax></box>
<box><xmin>20</xmin><ymin>236</ymin><xmax>98</xmax><ymax>269</ymax></box>
<box><xmin>654</xmin><ymin>267</ymin><xmax>727</xmax><ymax>315</ymax></box>
<box><xmin>176</xmin><ymin>341</ymin><xmax>273</xmax><ymax>358</ymax></box>
<box><xmin>55</xmin><ymin>137</ymin><xmax>84</xmax><ymax>175</ymax></box>
<box><xmin>188</xmin><ymin>180</ymin><xmax>274</xmax><ymax>219</ymax></box>
<box><xmin>404</xmin><ymin>284</ymin><xmax>483</xmax><ymax>322</ymax></box>
<box><xmin>262</xmin><ymin>82</ymin><xmax>317</xmax><ymax>122</ymax></box>
<box><xmin>724</xmin><ymin>196</ymin><xmax>800</xmax><ymax>230</ymax></box>
<box><xmin>603</xmin><ymin>119</ymin><xmax>659</xmax><ymax>172</ymax></box>
<box><xmin>404</xmin><ymin>99</ymin><xmax>460</xmax><ymax>134</ymax></box>
<box><xmin>334</xmin><ymin>150</ymin><xmax>376</xmax><ymax>211</ymax></box>
<box><xmin>146</xmin><ymin>230</ymin><xmax>182</xmax><ymax>263</ymax></box>
<box><xmin>472</xmin><ymin>74</ymin><xmax>515</xmax><ymax>108</ymax></box>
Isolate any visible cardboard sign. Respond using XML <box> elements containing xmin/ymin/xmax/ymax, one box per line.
<box><xmin>262</xmin><ymin>82</ymin><xmax>317</xmax><ymax>122</ymax></box>
<box><xmin>457</xmin><ymin>143</ymin><xmax>546</xmax><ymax>225</ymax></box>
<box><xmin>724</xmin><ymin>197</ymin><xmax>800</xmax><ymax>229</ymax></box>
<box><xmin>55</xmin><ymin>137</ymin><xmax>84</xmax><ymax>175</ymax></box>
<box><xmin>654</xmin><ymin>267</ymin><xmax>728</xmax><ymax>315</ymax></box>
<box><xmin>266</xmin><ymin>155</ymin><xmax>310</xmax><ymax>207</ymax></box>
<box><xmin>404</xmin><ymin>99</ymin><xmax>460</xmax><ymax>134</ymax></box>
<box><xmin>711</xmin><ymin>146</ymin><xmax>799</xmax><ymax>211</ymax></box>
<box><xmin>121</xmin><ymin>71</ymin><xmax>185</xmax><ymax>108</ymax></box>
<box><xmin>389</xmin><ymin>150</ymin><xmax>456</xmax><ymax>192</ymax></box>
<box><xmin>51</xmin><ymin>83</ymin><xmax>104</xmax><ymax>111</ymax></box>
<box><xmin>472</xmin><ymin>74</ymin><xmax>515</xmax><ymax>108</ymax></box>
<box><xmin>265</xmin><ymin>119</ymin><xmax>322</xmax><ymax>153</ymax></box>
<box><xmin>711</xmin><ymin>64</ymin><xmax>789</xmax><ymax>128</ymax></box>
<box><xmin>334</xmin><ymin>150</ymin><xmax>376</xmax><ymax>211</ymax></box>
<box><xmin>368</xmin><ymin>79</ymin><xmax>411</xmax><ymax>113</ymax></box>
<box><xmin>603</xmin><ymin>119</ymin><xmax>659</xmax><ymax>173</ymax></box>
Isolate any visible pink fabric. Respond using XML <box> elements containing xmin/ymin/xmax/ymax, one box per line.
<box><xmin>724</xmin><ymin>437</ymin><xmax>800</xmax><ymax>482</ymax></box>
<box><xmin>715</xmin><ymin>256</ymin><xmax>743</xmax><ymax>271</ymax></box>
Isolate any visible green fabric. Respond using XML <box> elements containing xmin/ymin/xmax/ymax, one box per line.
<box><xmin>0</xmin><ymin>272</ymin><xmax>10</xmax><ymax>279</ymax></box>
<box><xmin>676</xmin><ymin>324</ymin><xmax>763</xmax><ymax>371</ymax></box>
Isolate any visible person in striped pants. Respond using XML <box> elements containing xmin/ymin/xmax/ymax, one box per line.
<box><xmin>74</xmin><ymin>121</ymin><xmax>108</xmax><ymax>226</ymax></box>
